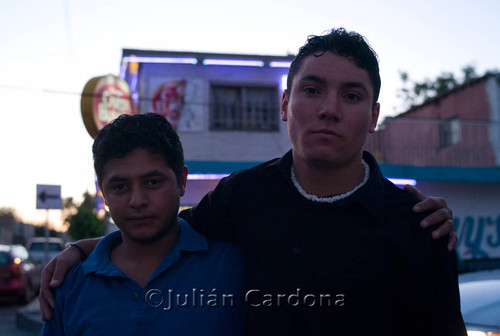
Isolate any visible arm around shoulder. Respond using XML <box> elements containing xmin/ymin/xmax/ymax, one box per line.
<box><xmin>180</xmin><ymin>176</ymin><xmax>237</xmax><ymax>241</ymax></box>
<box><xmin>405</xmin><ymin>184</ymin><xmax>457</xmax><ymax>251</ymax></box>
<box><xmin>39</xmin><ymin>237</ymin><xmax>102</xmax><ymax>321</ymax></box>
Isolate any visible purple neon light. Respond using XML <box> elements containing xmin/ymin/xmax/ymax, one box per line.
<box><xmin>119</xmin><ymin>63</ymin><xmax>128</xmax><ymax>79</ymax></box>
<box><xmin>269</xmin><ymin>61</ymin><xmax>292</xmax><ymax>68</ymax></box>
<box><xmin>387</xmin><ymin>178</ymin><xmax>417</xmax><ymax>186</ymax></box>
<box><xmin>188</xmin><ymin>173</ymin><xmax>416</xmax><ymax>186</ymax></box>
<box><xmin>121</xmin><ymin>55</ymin><xmax>293</xmax><ymax>69</ymax></box>
<box><xmin>202</xmin><ymin>59</ymin><xmax>264</xmax><ymax>67</ymax></box>
<box><xmin>122</xmin><ymin>56</ymin><xmax>198</xmax><ymax>65</ymax></box>
<box><xmin>188</xmin><ymin>174</ymin><xmax>229</xmax><ymax>180</ymax></box>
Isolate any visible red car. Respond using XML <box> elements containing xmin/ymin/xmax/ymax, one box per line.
<box><xmin>0</xmin><ymin>244</ymin><xmax>41</xmax><ymax>302</ymax></box>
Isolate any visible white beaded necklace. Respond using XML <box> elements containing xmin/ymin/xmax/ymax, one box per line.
<box><xmin>291</xmin><ymin>160</ymin><xmax>370</xmax><ymax>203</ymax></box>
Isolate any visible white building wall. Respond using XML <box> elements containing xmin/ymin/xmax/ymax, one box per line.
<box><xmin>416</xmin><ymin>181</ymin><xmax>500</xmax><ymax>261</ymax></box>
<box><xmin>180</xmin><ymin>128</ymin><xmax>291</xmax><ymax>161</ymax></box>
<box><xmin>138</xmin><ymin>58</ymin><xmax>292</xmax><ymax>162</ymax></box>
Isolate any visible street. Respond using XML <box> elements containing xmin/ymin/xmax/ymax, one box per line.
<box><xmin>0</xmin><ymin>297</ymin><xmax>40</xmax><ymax>336</ymax></box>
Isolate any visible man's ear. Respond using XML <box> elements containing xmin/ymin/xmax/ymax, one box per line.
<box><xmin>179</xmin><ymin>166</ymin><xmax>188</xmax><ymax>197</ymax></box>
<box><xmin>98</xmin><ymin>180</ymin><xmax>108</xmax><ymax>206</ymax></box>
<box><xmin>280</xmin><ymin>90</ymin><xmax>289</xmax><ymax>122</ymax></box>
<box><xmin>369</xmin><ymin>103</ymin><xmax>380</xmax><ymax>133</ymax></box>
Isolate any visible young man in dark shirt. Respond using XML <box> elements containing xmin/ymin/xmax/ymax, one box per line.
<box><xmin>177</xmin><ymin>28</ymin><xmax>466</xmax><ymax>335</ymax></box>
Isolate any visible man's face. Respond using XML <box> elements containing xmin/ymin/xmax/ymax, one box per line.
<box><xmin>281</xmin><ymin>52</ymin><xmax>380</xmax><ymax>169</ymax></box>
<box><xmin>100</xmin><ymin>147</ymin><xmax>187</xmax><ymax>244</ymax></box>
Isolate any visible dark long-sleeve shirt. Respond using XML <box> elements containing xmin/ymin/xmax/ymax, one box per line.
<box><xmin>180</xmin><ymin>150</ymin><xmax>466</xmax><ymax>336</ymax></box>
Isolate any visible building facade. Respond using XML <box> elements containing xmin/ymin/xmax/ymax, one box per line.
<box><xmin>365</xmin><ymin>73</ymin><xmax>500</xmax><ymax>167</ymax></box>
<box><xmin>365</xmin><ymin>73</ymin><xmax>500</xmax><ymax>268</ymax></box>
<box><xmin>119</xmin><ymin>50</ymin><xmax>500</xmax><ymax>268</ymax></box>
<box><xmin>120</xmin><ymin>49</ymin><xmax>294</xmax><ymax>206</ymax></box>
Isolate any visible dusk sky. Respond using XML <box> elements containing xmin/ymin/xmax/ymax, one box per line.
<box><xmin>1</xmin><ymin>0</ymin><xmax>499</xmax><ymax>229</ymax></box>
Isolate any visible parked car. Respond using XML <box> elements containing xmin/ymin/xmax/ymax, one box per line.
<box><xmin>26</xmin><ymin>237</ymin><xmax>65</xmax><ymax>267</ymax></box>
<box><xmin>459</xmin><ymin>269</ymin><xmax>500</xmax><ymax>335</ymax></box>
<box><xmin>0</xmin><ymin>244</ymin><xmax>41</xmax><ymax>302</ymax></box>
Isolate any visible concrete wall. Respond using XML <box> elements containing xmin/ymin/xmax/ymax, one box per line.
<box><xmin>416</xmin><ymin>181</ymin><xmax>500</xmax><ymax>261</ymax></box>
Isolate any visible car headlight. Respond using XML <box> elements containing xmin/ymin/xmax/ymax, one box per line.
<box><xmin>467</xmin><ymin>330</ymin><xmax>500</xmax><ymax>336</ymax></box>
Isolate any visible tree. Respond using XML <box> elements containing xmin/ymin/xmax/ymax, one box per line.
<box><xmin>0</xmin><ymin>207</ymin><xmax>19</xmax><ymax>221</ymax></box>
<box><xmin>67</xmin><ymin>207</ymin><xmax>104</xmax><ymax>240</ymax></box>
<box><xmin>34</xmin><ymin>226</ymin><xmax>59</xmax><ymax>238</ymax></box>
<box><xmin>65</xmin><ymin>191</ymin><xmax>104</xmax><ymax>240</ymax></box>
<box><xmin>396</xmin><ymin>64</ymin><xmax>494</xmax><ymax>112</ymax></box>
<box><xmin>0</xmin><ymin>207</ymin><xmax>18</xmax><ymax>242</ymax></box>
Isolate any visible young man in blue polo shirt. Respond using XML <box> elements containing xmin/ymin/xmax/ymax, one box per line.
<box><xmin>39</xmin><ymin>113</ymin><xmax>246</xmax><ymax>336</ymax></box>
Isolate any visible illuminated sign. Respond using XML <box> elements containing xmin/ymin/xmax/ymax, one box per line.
<box><xmin>152</xmin><ymin>80</ymin><xmax>186</xmax><ymax>129</ymax></box>
<box><xmin>269</xmin><ymin>61</ymin><xmax>292</xmax><ymax>68</ymax></box>
<box><xmin>122</xmin><ymin>56</ymin><xmax>198</xmax><ymax>65</ymax></box>
<box><xmin>202</xmin><ymin>59</ymin><xmax>264</xmax><ymax>67</ymax></box>
<box><xmin>81</xmin><ymin>75</ymin><xmax>137</xmax><ymax>138</ymax></box>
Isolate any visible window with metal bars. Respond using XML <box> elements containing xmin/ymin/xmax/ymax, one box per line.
<box><xmin>210</xmin><ymin>85</ymin><xmax>280</xmax><ymax>131</ymax></box>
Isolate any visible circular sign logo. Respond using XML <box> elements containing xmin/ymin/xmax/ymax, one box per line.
<box><xmin>81</xmin><ymin>75</ymin><xmax>137</xmax><ymax>138</ymax></box>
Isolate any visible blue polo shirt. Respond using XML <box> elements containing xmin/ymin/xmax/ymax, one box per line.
<box><xmin>40</xmin><ymin>218</ymin><xmax>246</xmax><ymax>336</ymax></box>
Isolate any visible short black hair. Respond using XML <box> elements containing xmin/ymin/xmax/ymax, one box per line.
<box><xmin>287</xmin><ymin>27</ymin><xmax>381</xmax><ymax>107</ymax></box>
<box><xmin>93</xmin><ymin>113</ymin><xmax>184</xmax><ymax>185</ymax></box>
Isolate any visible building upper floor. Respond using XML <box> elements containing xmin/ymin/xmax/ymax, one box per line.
<box><xmin>120</xmin><ymin>49</ymin><xmax>294</xmax><ymax>162</ymax></box>
<box><xmin>365</xmin><ymin>73</ymin><xmax>500</xmax><ymax>168</ymax></box>
<box><xmin>118</xmin><ymin>49</ymin><xmax>500</xmax><ymax>185</ymax></box>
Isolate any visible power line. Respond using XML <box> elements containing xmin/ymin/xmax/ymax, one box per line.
<box><xmin>0</xmin><ymin>84</ymin><xmax>81</xmax><ymax>96</ymax></box>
